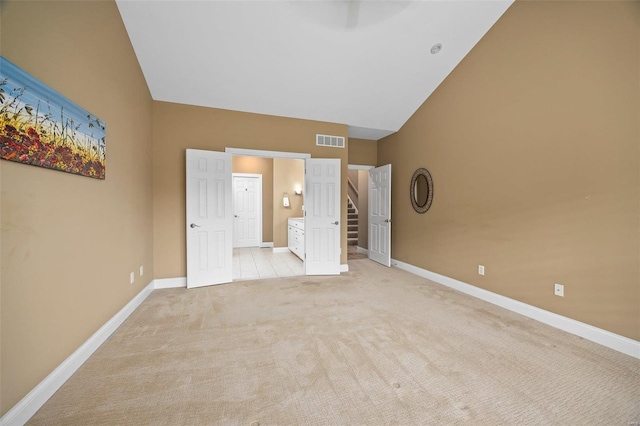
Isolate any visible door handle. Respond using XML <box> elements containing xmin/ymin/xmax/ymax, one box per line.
<box><xmin>234</xmin><ymin>215</ymin><xmax>238</xmax><ymax>218</ymax></box>
<box><xmin>190</xmin><ymin>223</ymin><xmax>201</xmax><ymax>228</ymax></box>
<box><xmin>332</xmin><ymin>221</ymin><xmax>339</xmax><ymax>225</ymax></box>
<box><xmin>384</xmin><ymin>219</ymin><xmax>392</xmax><ymax>223</ymax></box>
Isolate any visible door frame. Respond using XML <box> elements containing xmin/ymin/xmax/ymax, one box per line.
<box><xmin>232</xmin><ymin>173</ymin><xmax>263</xmax><ymax>248</ymax></box>
<box><xmin>227</xmin><ymin>148</ymin><xmax>345</xmax><ymax>275</ymax></box>
<box><xmin>348</xmin><ymin>164</ymin><xmax>375</xmax><ymax>171</ymax></box>
<box><xmin>227</xmin><ymin>148</ymin><xmax>311</xmax><ymax>260</ymax></box>
<box><xmin>227</xmin><ymin>147</ymin><xmax>311</xmax><ymax>160</ymax></box>
<box><xmin>228</xmin><ymin>148</ymin><xmax>311</xmax><ymax>251</ymax></box>
<box><xmin>348</xmin><ymin>164</ymin><xmax>374</xmax><ymax>257</ymax></box>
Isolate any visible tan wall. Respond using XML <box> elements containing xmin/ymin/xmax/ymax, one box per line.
<box><xmin>232</xmin><ymin>156</ymin><xmax>274</xmax><ymax>243</ymax></box>
<box><xmin>348</xmin><ymin>138</ymin><xmax>377</xmax><ymax>166</ymax></box>
<box><xmin>348</xmin><ymin>169</ymin><xmax>359</xmax><ymax>188</ymax></box>
<box><xmin>378</xmin><ymin>0</ymin><xmax>640</xmax><ymax>340</ymax></box>
<box><xmin>1</xmin><ymin>0</ymin><xmax>154</xmax><ymax>414</ymax></box>
<box><xmin>273</xmin><ymin>159</ymin><xmax>304</xmax><ymax>248</ymax></box>
<box><xmin>357</xmin><ymin>170</ymin><xmax>369</xmax><ymax>249</ymax></box>
<box><xmin>153</xmin><ymin>101</ymin><xmax>348</xmax><ymax>278</ymax></box>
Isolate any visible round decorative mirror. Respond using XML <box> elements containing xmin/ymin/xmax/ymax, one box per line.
<box><xmin>410</xmin><ymin>168</ymin><xmax>433</xmax><ymax>213</ymax></box>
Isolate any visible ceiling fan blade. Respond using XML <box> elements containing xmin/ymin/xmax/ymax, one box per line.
<box><xmin>345</xmin><ymin>0</ymin><xmax>360</xmax><ymax>29</ymax></box>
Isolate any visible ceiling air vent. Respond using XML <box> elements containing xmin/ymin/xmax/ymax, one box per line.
<box><xmin>316</xmin><ymin>134</ymin><xmax>345</xmax><ymax>148</ymax></box>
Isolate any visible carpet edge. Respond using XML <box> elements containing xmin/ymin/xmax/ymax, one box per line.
<box><xmin>0</xmin><ymin>281</ymin><xmax>155</xmax><ymax>426</ymax></box>
<box><xmin>392</xmin><ymin>258</ymin><xmax>640</xmax><ymax>360</ymax></box>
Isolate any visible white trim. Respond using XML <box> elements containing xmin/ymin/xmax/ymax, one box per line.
<box><xmin>233</xmin><ymin>173</ymin><xmax>262</xmax><ymax>178</ymax></box>
<box><xmin>340</xmin><ymin>264</ymin><xmax>349</xmax><ymax>272</ymax></box>
<box><xmin>348</xmin><ymin>164</ymin><xmax>375</xmax><ymax>171</ymax></box>
<box><xmin>391</xmin><ymin>258</ymin><xmax>640</xmax><ymax>360</ymax></box>
<box><xmin>356</xmin><ymin>246</ymin><xmax>368</xmax><ymax>255</ymax></box>
<box><xmin>154</xmin><ymin>277</ymin><xmax>187</xmax><ymax>289</ymax></box>
<box><xmin>273</xmin><ymin>247</ymin><xmax>290</xmax><ymax>254</ymax></box>
<box><xmin>232</xmin><ymin>173</ymin><xmax>263</xmax><ymax>249</ymax></box>
<box><xmin>259</xmin><ymin>242</ymin><xmax>274</xmax><ymax>248</ymax></box>
<box><xmin>226</xmin><ymin>147</ymin><xmax>311</xmax><ymax>160</ymax></box>
<box><xmin>0</xmin><ymin>282</ymin><xmax>155</xmax><ymax>426</ymax></box>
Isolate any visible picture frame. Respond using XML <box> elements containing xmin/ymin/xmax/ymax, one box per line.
<box><xmin>0</xmin><ymin>56</ymin><xmax>106</xmax><ymax>179</ymax></box>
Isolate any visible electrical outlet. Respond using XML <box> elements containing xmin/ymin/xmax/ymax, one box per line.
<box><xmin>478</xmin><ymin>265</ymin><xmax>485</xmax><ymax>275</ymax></box>
<box><xmin>130</xmin><ymin>272</ymin><xmax>135</xmax><ymax>284</ymax></box>
<box><xmin>140</xmin><ymin>265</ymin><xmax>144</xmax><ymax>276</ymax></box>
<box><xmin>554</xmin><ymin>283</ymin><xmax>564</xmax><ymax>297</ymax></box>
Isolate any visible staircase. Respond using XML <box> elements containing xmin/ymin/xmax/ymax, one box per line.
<box><xmin>347</xmin><ymin>199</ymin><xmax>358</xmax><ymax>246</ymax></box>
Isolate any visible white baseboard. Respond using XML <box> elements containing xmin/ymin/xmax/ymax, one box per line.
<box><xmin>272</xmin><ymin>247</ymin><xmax>290</xmax><ymax>254</ymax></box>
<box><xmin>260</xmin><ymin>242</ymin><xmax>274</xmax><ymax>248</ymax></box>
<box><xmin>0</xmin><ymin>281</ymin><xmax>155</xmax><ymax>426</ymax></box>
<box><xmin>152</xmin><ymin>268</ymin><xmax>352</xmax><ymax>287</ymax></box>
<box><xmin>356</xmin><ymin>246</ymin><xmax>368</xmax><ymax>255</ymax></box>
<box><xmin>154</xmin><ymin>277</ymin><xmax>187</xmax><ymax>289</ymax></box>
<box><xmin>391</xmin><ymin>258</ymin><xmax>640</xmax><ymax>360</ymax></box>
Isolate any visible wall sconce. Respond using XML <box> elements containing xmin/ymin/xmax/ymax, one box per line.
<box><xmin>294</xmin><ymin>184</ymin><xmax>302</xmax><ymax>195</ymax></box>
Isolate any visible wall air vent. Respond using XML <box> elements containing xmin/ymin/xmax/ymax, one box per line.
<box><xmin>316</xmin><ymin>134</ymin><xmax>345</xmax><ymax>148</ymax></box>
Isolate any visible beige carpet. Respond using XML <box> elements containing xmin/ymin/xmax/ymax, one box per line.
<box><xmin>29</xmin><ymin>259</ymin><xmax>640</xmax><ymax>425</ymax></box>
<box><xmin>347</xmin><ymin>245</ymin><xmax>367</xmax><ymax>260</ymax></box>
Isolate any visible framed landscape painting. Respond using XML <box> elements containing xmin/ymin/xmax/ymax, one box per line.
<box><xmin>0</xmin><ymin>56</ymin><xmax>106</xmax><ymax>179</ymax></box>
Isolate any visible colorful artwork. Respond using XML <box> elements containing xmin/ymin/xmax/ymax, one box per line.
<box><xmin>0</xmin><ymin>57</ymin><xmax>106</xmax><ymax>179</ymax></box>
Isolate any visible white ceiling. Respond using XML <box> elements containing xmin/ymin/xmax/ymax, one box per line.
<box><xmin>116</xmin><ymin>0</ymin><xmax>513</xmax><ymax>140</ymax></box>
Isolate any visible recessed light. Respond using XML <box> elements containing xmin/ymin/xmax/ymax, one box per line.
<box><xmin>430</xmin><ymin>43</ymin><xmax>442</xmax><ymax>54</ymax></box>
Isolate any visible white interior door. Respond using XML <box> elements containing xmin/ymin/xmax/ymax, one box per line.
<box><xmin>305</xmin><ymin>158</ymin><xmax>341</xmax><ymax>275</ymax></box>
<box><xmin>369</xmin><ymin>164</ymin><xmax>391</xmax><ymax>267</ymax></box>
<box><xmin>186</xmin><ymin>149</ymin><xmax>233</xmax><ymax>288</ymax></box>
<box><xmin>233</xmin><ymin>174</ymin><xmax>261</xmax><ymax>248</ymax></box>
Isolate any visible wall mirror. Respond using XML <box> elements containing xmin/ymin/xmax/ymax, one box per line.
<box><xmin>410</xmin><ymin>168</ymin><xmax>433</xmax><ymax>214</ymax></box>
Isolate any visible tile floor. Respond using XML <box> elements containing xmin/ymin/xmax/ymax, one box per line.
<box><xmin>233</xmin><ymin>247</ymin><xmax>304</xmax><ymax>281</ymax></box>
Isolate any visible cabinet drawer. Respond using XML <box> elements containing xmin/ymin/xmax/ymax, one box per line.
<box><xmin>289</xmin><ymin>219</ymin><xmax>304</xmax><ymax>231</ymax></box>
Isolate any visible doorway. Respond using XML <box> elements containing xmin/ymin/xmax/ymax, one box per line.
<box><xmin>232</xmin><ymin>155</ymin><xmax>305</xmax><ymax>281</ymax></box>
<box><xmin>186</xmin><ymin>148</ymin><xmax>342</xmax><ymax>288</ymax></box>
<box><xmin>231</xmin><ymin>155</ymin><xmax>305</xmax><ymax>251</ymax></box>
<box><xmin>347</xmin><ymin>165</ymin><xmax>373</xmax><ymax>260</ymax></box>
<box><xmin>348</xmin><ymin>163</ymin><xmax>392</xmax><ymax>267</ymax></box>
<box><xmin>228</xmin><ymin>148</ymin><xmax>341</xmax><ymax>278</ymax></box>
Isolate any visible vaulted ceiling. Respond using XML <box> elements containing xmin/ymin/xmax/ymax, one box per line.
<box><xmin>116</xmin><ymin>0</ymin><xmax>513</xmax><ymax>140</ymax></box>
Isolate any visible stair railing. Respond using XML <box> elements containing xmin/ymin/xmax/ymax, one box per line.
<box><xmin>347</xmin><ymin>195</ymin><xmax>358</xmax><ymax>214</ymax></box>
<box><xmin>347</xmin><ymin>177</ymin><xmax>359</xmax><ymax>213</ymax></box>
